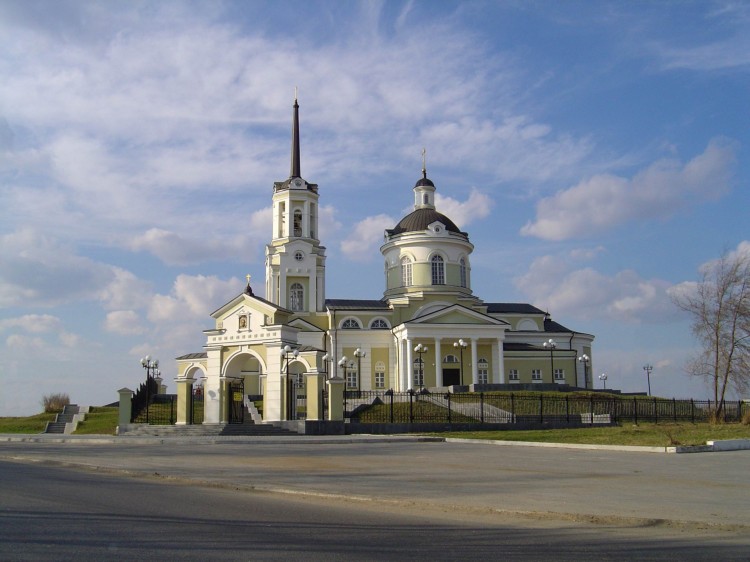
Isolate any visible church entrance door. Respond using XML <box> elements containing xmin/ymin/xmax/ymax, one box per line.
<box><xmin>228</xmin><ymin>379</ymin><xmax>245</xmax><ymax>424</ymax></box>
<box><xmin>443</xmin><ymin>368</ymin><xmax>460</xmax><ymax>386</ymax></box>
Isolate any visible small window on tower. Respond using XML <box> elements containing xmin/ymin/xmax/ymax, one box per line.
<box><xmin>423</xmin><ymin>194</ymin><xmax>429</xmax><ymax>205</ymax></box>
<box><xmin>294</xmin><ymin>251</ymin><xmax>304</xmax><ymax>261</ymax></box>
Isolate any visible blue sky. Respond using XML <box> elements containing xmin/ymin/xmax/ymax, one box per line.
<box><xmin>1</xmin><ymin>0</ymin><xmax>749</xmax><ymax>415</ymax></box>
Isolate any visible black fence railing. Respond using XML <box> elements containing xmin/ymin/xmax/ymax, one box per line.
<box><xmin>130</xmin><ymin>376</ymin><xmax>160</xmax><ymax>423</ymax></box>
<box><xmin>132</xmin><ymin>394</ymin><xmax>176</xmax><ymax>425</ymax></box>
<box><xmin>344</xmin><ymin>391</ymin><xmax>749</xmax><ymax>425</ymax></box>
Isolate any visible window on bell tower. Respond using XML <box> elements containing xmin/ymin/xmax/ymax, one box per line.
<box><xmin>293</xmin><ymin>209</ymin><xmax>302</xmax><ymax>237</ymax></box>
<box><xmin>289</xmin><ymin>283</ymin><xmax>304</xmax><ymax>311</ymax></box>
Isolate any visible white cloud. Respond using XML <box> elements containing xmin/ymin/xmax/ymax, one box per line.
<box><xmin>516</xmin><ymin>254</ymin><xmax>677</xmax><ymax>323</ymax></box>
<box><xmin>0</xmin><ymin>229</ymin><xmax>116</xmax><ymax>307</ymax></box>
<box><xmin>130</xmin><ymin>228</ymin><xmax>258</xmax><ymax>266</ymax></box>
<box><xmin>0</xmin><ymin>314</ymin><xmax>62</xmax><ymax>333</ymax></box>
<box><xmin>148</xmin><ymin>274</ymin><xmax>244</xmax><ymax>323</ymax></box>
<box><xmin>96</xmin><ymin>267</ymin><xmax>153</xmax><ymax>311</ymax></box>
<box><xmin>340</xmin><ymin>214</ymin><xmax>396</xmax><ymax>262</ymax></box>
<box><xmin>435</xmin><ymin>188</ymin><xmax>493</xmax><ymax>229</ymax></box>
<box><xmin>104</xmin><ymin>310</ymin><xmax>145</xmax><ymax>335</ymax></box>
<box><xmin>521</xmin><ymin>138</ymin><xmax>737</xmax><ymax>241</ymax></box>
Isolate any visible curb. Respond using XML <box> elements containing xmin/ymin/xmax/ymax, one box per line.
<box><xmin>445</xmin><ymin>437</ymin><xmax>750</xmax><ymax>453</ymax></box>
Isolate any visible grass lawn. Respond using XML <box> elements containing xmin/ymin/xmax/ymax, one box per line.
<box><xmin>73</xmin><ymin>407</ymin><xmax>119</xmax><ymax>435</ymax></box>
<box><xmin>440</xmin><ymin>422</ymin><xmax>750</xmax><ymax>447</ymax></box>
<box><xmin>0</xmin><ymin>412</ymin><xmax>57</xmax><ymax>433</ymax></box>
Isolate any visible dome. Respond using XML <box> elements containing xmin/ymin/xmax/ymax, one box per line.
<box><xmin>386</xmin><ymin>208</ymin><xmax>463</xmax><ymax>236</ymax></box>
<box><xmin>415</xmin><ymin>177</ymin><xmax>435</xmax><ymax>188</ymax></box>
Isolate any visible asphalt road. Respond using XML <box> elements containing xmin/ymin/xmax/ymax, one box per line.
<box><xmin>1</xmin><ymin>437</ymin><xmax>749</xmax><ymax>560</ymax></box>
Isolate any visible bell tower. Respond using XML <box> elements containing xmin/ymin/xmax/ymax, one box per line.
<box><xmin>265</xmin><ymin>94</ymin><xmax>326</xmax><ymax>313</ymax></box>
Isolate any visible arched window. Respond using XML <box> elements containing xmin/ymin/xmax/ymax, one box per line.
<box><xmin>370</xmin><ymin>318</ymin><xmax>389</xmax><ymax>329</ymax></box>
<box><xmin>431</xmin><ymin>255</ymin><xmax>445</xmax><ymax>285</ymax></box>
<box><xmin>412</xmin><ymin>358</ymin><xmax>424</xmax><ymax>388</ymax></box>
<box><xmin>459</xmin><ymin>257</ymin><xmax>467</xmax><ymax>288</ymax></box>
<box><xmin>341</xmin><ymin>318</ymin><xmax>361</xmax><ymax>329</ymax></box>
<box><xmin>443</xmin><ymin>354</ymin><xmax>459</xmax><ymax>364</ymax></box>
<box><xmin>289</xmin><ymin>283</ymin><xmax>304</xmax><ymax>312</ymax></box>
<box><xmin>423</xmin><ymin>194</ymin><xmax>429</xmax><ymax>205</ymax></box>
<box><xmin>401</xmin><ymin>256</ymin><xmax>412</xmax><ymax>287</ymax></box>
<box><xmin>478</xmin><ymin>359</ymin><xmax>489</xmax><ymax>385</ymax></box>
<box><xmin>293</xmin><ymin>209</ymin><xmax>303</xmax><ymax>237</ymax></box>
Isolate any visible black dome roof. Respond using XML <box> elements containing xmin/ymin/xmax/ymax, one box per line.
<box><xmin>415</xmin><ymin>177</ymin><xmax>435</xmax><ymax>187</ymax></box>
<box><xmin>386</xmin><ymin>208</ymin><xmax>464</xmax><ymax>236</ymax></box>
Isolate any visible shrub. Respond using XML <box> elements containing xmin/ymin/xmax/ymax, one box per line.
<box><xmin>42</xmin><ymin>393</ymin><xmax>70</xmax><ymax>413</ymax></box>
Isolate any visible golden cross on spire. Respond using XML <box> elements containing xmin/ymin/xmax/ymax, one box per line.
<box><xmin>294</xmin><ymin>86</ymin><xmax>298</xmax><ymax>102</ymax></box>
<box><xmin>246</xmin><ymin>274</ymin><xmax>251</xmax><ymax>284</ymax></box>
<box><xmin>421</xmin><ymin>147</ymin><xmax>427</xmax><ymax>178</ymax></box>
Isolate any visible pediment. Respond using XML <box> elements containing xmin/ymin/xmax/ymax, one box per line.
<box><xmin>409</xmin><ymin>304</ymin><xmax>509</xmax><ymax>326</ymax></box>
<box><xmin>289</xmin><ymin>318</ymin><xmax>324</xmax><ymax>332</ymax></box>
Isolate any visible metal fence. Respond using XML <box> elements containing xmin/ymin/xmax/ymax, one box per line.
<box><xmin>344</xmin><ymin>390</ymin><xmax>750</xmax><ymax>425</ymax></box>
<box><xmin>132</xmin><ymin>394</ymin><xmax>176</xmax><ymax>425</ymax></box>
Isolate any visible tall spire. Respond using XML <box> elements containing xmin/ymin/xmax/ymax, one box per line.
<box><xmin>290</xmin><ymin>88</ymin><xmax>301</xmax><ymax>179</ymax></box>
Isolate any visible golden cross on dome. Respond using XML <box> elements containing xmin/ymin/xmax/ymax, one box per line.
<box><xmin>246</xmin><ymin>274</ymin><xmax>251</xmax><ymax>284</ymax></box>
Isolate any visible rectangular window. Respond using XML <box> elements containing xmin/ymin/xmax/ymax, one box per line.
<box><xmin>532</xmin><ymin>369</ymin><xmax>542</xmax><ymax>381</ymax></box>
<box><xmin>346</xmin><ymin>369</ymin><xmax>358</xmax><ymax>389</ymax></box>
<box><xmin>478</xmin><ymin>367</ymin><xmax>488</xmax><ymax>385</ymax></box>
<box><xmin>508</xmin><ymin>369</ymin><xmax>519</xmax><ymax>381</ymax></box>
<box><xmin>554</xmin><ymin>369</ymin><xmax>565</xmax><ymax>382</ymax></box>
<box><xmin>375</xmin><ymin>371</ymin><xmax>385</xmax><ymax>389</ymax></box>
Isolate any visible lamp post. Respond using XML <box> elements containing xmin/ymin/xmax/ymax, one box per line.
<box><xmin>453</xmin><ymin>339</ymin><xmax>467</xmax><ymax>386</ymax></box>
<box><xmin>338</xmin><ymin>356</ymin><xmax>349</xmax><ymax>387</ymax></box>
<box><xmin>353</xmin><ymin>348</ymin><xmax>366</xmax><ymax>391</ymax></box>
<box><xmin>599</xmin><ymin>373</ymin><xmax>608</xmax><ymax>389</ymax></box>
<box><xmin>643</xmin><ymin>364</ymin><xmax>653</xmax><ymax>397</ymax></box>
<box><xmin>281</xmin><ymin>344</ymin><xmax>299</xmax><ymax>420</ymax></box>
<box><xmin>140</xmin><ymin>355</ymin><xmax>159</xmax><ymax>424</ymax></box>
<box><xmin>322</xmin><ymin>353</ymin><xmax>330</xmax><ymax>379</ymax></box>
<box><xmin>414</xmin><ymin>343</ymin><xmax>428</xmax><ymax>390</ymax></box>
<box><xmin>578</xmin><ymin>354</ymin><xmax>590</xmax><ymax>388</ymax></box>
<box><xmin>543</xmin><ymin>338</ymin><xmax>557</xmax><ymax>383</ymax></box>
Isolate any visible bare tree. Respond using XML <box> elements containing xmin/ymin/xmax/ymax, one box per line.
<box><xmin>672</xmin><ymin>247</ymin><xmax>750</xmax><ymax>419</ymax></box>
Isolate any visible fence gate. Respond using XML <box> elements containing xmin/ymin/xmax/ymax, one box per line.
<box><xmin>190</xmin><ymin>386</ymin><xmax>204</xmax><ymax>425</ymax></box>
<box><xmin>228</xmin><ymin>379</ymin><xmax>245</xmax><ymax>424</ymax></box>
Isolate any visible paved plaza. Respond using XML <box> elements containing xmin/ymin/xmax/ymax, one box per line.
<box><xmin>1</xmin><ymin>435</ymin><xmax>748</xmax><ymax>532</ymax></box>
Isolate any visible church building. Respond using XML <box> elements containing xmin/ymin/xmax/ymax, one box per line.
<box><xmin>176</xmin><ymin>98</ymin><xmax>594</xmax><ymax>423</ymax></box>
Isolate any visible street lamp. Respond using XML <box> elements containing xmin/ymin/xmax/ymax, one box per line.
<box><xmin>543</xmin><ymin>338</ymin><xmax>557</xmax><ymax>383</ymax></box>
<box><xmin>140</xmin><ymin>355</ymin><xmax>159</xmax><ymax>424</ymax></box>
<box><xmin>578</xmin><ymin>354</ymin><xmax>590</xmax><ymax>388</ymax></box>
<box><xmin>353</xmin><ymin>348</ymin><xmax>366</xmax><ymax>391</ymax></box>
<box><xmin>599</xmin><ymin>373</ymin><xmax>608</xmax><ymax>389</ymax></box>
<box><xmin>281</xmin><ymin>344</ymin><xmax>299</xmax><ymax>420</ymax></box>
<box><xmin>321</xmin><ymin>353</ymin><xmax>331</xmax><ymax>379</ymax></box>
<box><xmin>643</xmin><ymin>364</ymin><xmax>653</xmax><ymax>397</ymax></box>
<box><xmin>414</xmin><ymin>343</ymin><xmax>428</xmax><ymax>390</ymax></box>
<box><xmin>338</xmin><ymin>356</ymin><xmax>349</xmax><ymax>387</ymax></box>
<box><xmin>453</xmin><ymin>339</ymin><xmax>468</xmax><ymax>386</ymax></box>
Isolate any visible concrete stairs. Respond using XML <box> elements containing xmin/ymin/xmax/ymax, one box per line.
<box><xmin>45</xmin><ymin>404</ymin><xmax>89</xmax><ymax>434</ymax></box>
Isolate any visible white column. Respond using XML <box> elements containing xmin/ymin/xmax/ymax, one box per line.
<box><xmin>470</xmin><ymin>338</ymin><xmax>479</xmax><ymax>385</ymax></box>
<box><xmin>203</xmin><ymin>347</ymin><xmax>222</xmax><ymax>424</ymax></box>
<box><xmin>303</xmin><ymin>200</ymin><xmax>310</xmax><ymax>238</ymax></box>
<box><xmin>279</xmin><ymin>271</ymin><xmax>287</xmax><ymax>309</ymax></box>
<box><xmin>434</xmin><ymin>337</ymin><xmax>442</xmax><ymax>386</ymax></box>
<box><xmin>493</xmin><ymin>338</ymin><xmax>504</xmax><ymax>383</ymax></box>
<box><xmin>405</xmin><ymin>338</ymin><xmax>413</xmax><ymax>391</ymax></box>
